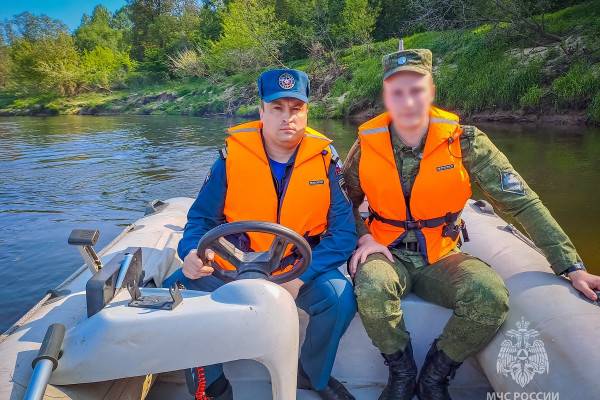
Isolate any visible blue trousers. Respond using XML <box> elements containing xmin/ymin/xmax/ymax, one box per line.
<box><xmin>163</xmin><ymin>268</ymin><xmax>357</xmax><ymax>390</ymax></box>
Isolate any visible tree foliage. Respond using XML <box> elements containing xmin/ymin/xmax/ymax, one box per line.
<box><xmin>80</xmin><ymin>46</ymin><xmax>135</xmax><ymax>90</ymax></box>
<box><xmin>3</xmin><ymin>11</ymin><xmax>134</xmax><ymax>95</ymax></box>
<box><xmin>0</xmin><ymin>0</ymin><xmax>592</xmax><ymax>98</ymax></box>
<box><xmin>210</xmin><ymin>0</ymin><xmax>288</xmax><ymax>73</ymax></box>
<box><xmin>75</xmin><ymin>5</ymin><xmax>128</xmax><ymax>52</ymax></box>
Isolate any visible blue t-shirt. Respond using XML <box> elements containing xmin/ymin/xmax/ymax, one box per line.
<box><xmin>269</xmin><ymin>158</ymin><xmax>288</xmax><ymax>183</ymax></box>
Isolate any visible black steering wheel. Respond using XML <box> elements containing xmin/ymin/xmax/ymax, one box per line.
<box><xmin>196</xmin><ymin>221</ymin><xmax>312</xmax><ymax>284</ymax></box>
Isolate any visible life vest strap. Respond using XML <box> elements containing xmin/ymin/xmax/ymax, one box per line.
<box><xmin>368</xmin><ymin>207</ymin><xmax>461</xmax><ymax>231</ymax></box>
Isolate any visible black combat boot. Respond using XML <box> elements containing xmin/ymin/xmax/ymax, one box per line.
<box><xmin>298</xmin><ymin>363</ymin><xmax>355</xmax><ymax>400</ymax></box>
<box><xmin>416</xmin><ymin>339</ymin><xmax>462</xmax><ymax>400</ymax></box>
<box><xmin>186</xmin><ymin>369</ymin><xmax>233</xmax><ymax>400</ymax></box>
<box><xmin>205</xmin><ymin>373</ymin><xmax>233</xmax><ymax>400</ymax></box>
<box><xmin>379</xmin><ymin>340</ymin><xmax>417</xmax><ymax>400</ymax></box>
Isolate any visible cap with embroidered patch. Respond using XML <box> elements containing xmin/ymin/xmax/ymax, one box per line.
<box><xmin>257</xmin><ymin>69</ymin><xmax>310</xmax><ymax>103</ymax></box>
<box><xmin>382</xmin><ymin>49</ymin><xmax>432</xmax><ymax>80</ymax></box>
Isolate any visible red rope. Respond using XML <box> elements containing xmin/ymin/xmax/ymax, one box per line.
<box><xmin>195</xmin><ymin>367</ymin><xmax>210</xmax><ymax>400</ymax></box>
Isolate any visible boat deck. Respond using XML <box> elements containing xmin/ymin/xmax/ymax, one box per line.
<box><xmin>147</xmin><ymin>356</ymin><xmax>492</xmax><ymax>400</ymax></box>
<box><xmin>148</xmin><ymin>372</ymin><xmax>492</xmax><ymax>400</ymax></box>
<box><xmin>145</xmin><ymin>300</ymin><xmax>494</xmax><ymax>400</ymax></box>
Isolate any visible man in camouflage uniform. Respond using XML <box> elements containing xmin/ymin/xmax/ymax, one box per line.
<box><xmin>343</xmin><ymin>46</ymin><xmax>600</xmax><ymax>400</ymax></box>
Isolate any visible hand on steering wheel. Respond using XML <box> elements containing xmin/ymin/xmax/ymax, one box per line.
<box><xmin>196</xmin><ymin>221</ymin><xmax>312</xmax><ymax>284</ymax></box>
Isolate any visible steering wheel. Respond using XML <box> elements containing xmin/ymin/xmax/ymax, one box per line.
<box><xmin>196</xmin><ymin>221</ymin><xmax>312</xmax><ymax>284</ymax></box>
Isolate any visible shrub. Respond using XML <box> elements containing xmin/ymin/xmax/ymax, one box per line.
<box><xmin>168</xmin><ymin>48</ymin><xmax>208</xmax><ymax>79</ymax></box>
<box><xmin>80</xmin><ymin>46</ymin><xmax>134</xmax><ymax>91</ymax></box>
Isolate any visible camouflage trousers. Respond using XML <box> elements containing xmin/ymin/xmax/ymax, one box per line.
<box><xmin>354</xmin><ymin>249</ymin><xmax>510</xmax><ymax>362</ymax></box>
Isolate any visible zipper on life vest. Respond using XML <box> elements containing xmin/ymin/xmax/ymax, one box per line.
<box><xmin>274</xmin><ymin>176</ymin><xmax>282</xmax><ymax>222</ymax></box>
<box><xmin>275</xmin><ymin>165</ymin><xmax>293</xmax><ymax>223</ymax></box>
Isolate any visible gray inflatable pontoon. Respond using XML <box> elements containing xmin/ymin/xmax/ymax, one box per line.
<box><xmin>1</xmin><ymin>198</ymin><xmax>598</xmax><ymax>400</ymax></box>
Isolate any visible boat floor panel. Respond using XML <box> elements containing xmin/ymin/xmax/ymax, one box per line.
<box><xmin>148</xmin><ymin>379</ymin><xmax>491</xmax><ymax>400</ymax></box>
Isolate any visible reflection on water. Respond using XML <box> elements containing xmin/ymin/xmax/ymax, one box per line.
<box><xmin>0</xmin><ymin>115</ymin><xmax>598</xmax><ymax>331</ymax></box>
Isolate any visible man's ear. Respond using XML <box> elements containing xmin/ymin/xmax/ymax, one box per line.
<box><xmin>258</xmin><ymin>101</ymin><xmax>264</xmax><ymax>119</ymax></box>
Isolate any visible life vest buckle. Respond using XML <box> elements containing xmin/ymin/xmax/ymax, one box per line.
<box><xmin>441</xmin><ymin>216</ymin><xmax>467</xmax><ymax>242</ymax></box>
<box><xmin>404</xmin><ymin>220</ymin><xmax>423</xmax><ymax>230</ymax></box>
<box><xmin>442</xmin><ymin>223</ymin><xmax>460</xmax><ymax>240</ymax></box>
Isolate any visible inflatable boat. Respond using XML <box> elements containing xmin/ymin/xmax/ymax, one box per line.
<box><xmin>1</xmin><ymin>197</ymin><xmax>599</xmax><ymax>400</ymax></box>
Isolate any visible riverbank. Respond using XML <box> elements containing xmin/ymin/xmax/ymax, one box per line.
<box><xmin>1</xmin><ymin>1</ymin><xmax>599</xmax><ymax>124</ymax></box>
<box><xmin>0</xmin><ymin>85</ymin><xmax>592</xmax><ymax>126</ymax></box>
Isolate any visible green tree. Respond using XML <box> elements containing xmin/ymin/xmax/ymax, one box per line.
<box><xmin>369</xmin><ymin>0</ymin><xmax>416</xmax><ymax>40</ymax></box>
<box><xmin>198</xmin><ymin>0</ymin><xmax>226</xmax><ymax>42</ymax></box>
<box><xmin>332</xmin><ymin>0</ymin><xmax>378</xmax><ymax>47</ymax></box>
<box><xmin>75</xmin><ymin>5</ymin><xmax>127</xmax><ymax>52</ymax></box>
<box><xmin>273</xmin><ymin>0</ymin><xmax>317</xmax><ymax>59</ymax></box>
<box><xmin>10</xmin><ymin>32</ymin><xmax>82</xmax><ymax>95</ymax></box>
<box><xmin>210</xmin><ymin>0</ymin><xmax>288</xmax><ymax>73</ymax></box>
<box><xmin>80</xmin><ymin>46</ymin><xmax>135</xmax><ymax>90</ymax></box>
<box><xmin>127</xmin><ymin>0</ymin><xmax>214</xmax><ymax>77</ymax></box>
<box><xmin>3</xmin><ymin>12</ymin><xmax>68</xmax><ymax>43</ymax></box>
<box><xmin>274</xmin><ymin>0</ymin><xmax>377</xmax><ymax>56</ymax></box>
<box><xmin>5</xmin><ymin>13</ymin><xmax>82</xmax><ymax>95</ymax></box>
<box><xmin>0</xmin><ymin>40</ymin><xmax>10</xmax><ymax>90</ymax></box>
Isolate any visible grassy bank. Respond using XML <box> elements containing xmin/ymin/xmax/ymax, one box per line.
<box><xmin>1</xmin><ymin>1</ymin><xmax>599</xmax><ymax>124</ymax></box>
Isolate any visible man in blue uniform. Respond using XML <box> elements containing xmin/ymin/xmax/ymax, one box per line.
<box><xmin>164</xmin><ymin>69</ymin><xmax>357</xmax><ymax>400</ymax></box>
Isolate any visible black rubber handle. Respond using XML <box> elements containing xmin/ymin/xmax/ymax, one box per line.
<box><xmin>32</xmin><ymin>323</ymin><xmax>66</xmax><ymax>371</ymax></box>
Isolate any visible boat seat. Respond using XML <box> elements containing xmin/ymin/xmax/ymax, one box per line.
<box><xmin>219</xmin><ymin>282</ymin><xmax>491</xmax><ymax>390</ymax></box>
<box><xmin>144</xmin><ymin>287</ymin><xmax>493</xmax><ymax>400</ymax></box>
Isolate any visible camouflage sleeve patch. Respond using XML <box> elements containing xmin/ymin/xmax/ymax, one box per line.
<box><xmin>500</xmin><ymin>171</ymin><xmax>525</xmax><ymax>195</ymax></box>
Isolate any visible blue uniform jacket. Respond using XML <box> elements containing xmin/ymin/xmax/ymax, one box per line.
<box><xmin>177</xmin><ymin>147</ymin><xmax>357</xmax><ymax>282</ymax></box>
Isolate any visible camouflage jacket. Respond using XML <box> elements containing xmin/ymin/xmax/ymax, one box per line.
<box><xmin>342</xmin><ymin>123</ymin><xmax>582</xmax><ymax>275</ymax></box>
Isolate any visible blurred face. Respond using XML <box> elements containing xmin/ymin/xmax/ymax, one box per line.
<box><xmin>383</xmin><ymin>71</ymin><xmax>435</xmax><ymax>130</ymax></box>
<box><xmin>259</xmin><ymin>98</ymin><xmax>308</xmax><ymax>150</ymax></box>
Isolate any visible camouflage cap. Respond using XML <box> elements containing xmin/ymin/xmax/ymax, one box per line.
<box><xmin>382</xmin><ymin>49</ymin><xmax>432</xmax><ymax>80</ymax></box>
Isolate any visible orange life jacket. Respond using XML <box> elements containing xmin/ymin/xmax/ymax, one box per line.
<box><xmin>220</xmin><ymin>120</ymin><xmax>332</xmax><ymax>271</ymax></box>
<box><xmin>358</xmin><ymin>106</ymin><xmax>472</xmax><ymax>264</ymax></box>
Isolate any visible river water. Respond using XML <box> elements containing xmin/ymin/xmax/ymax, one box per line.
<box><xmin>0</xmin><ymin>115</ymin><xmax>598</xmax><ymax>332</ymax></box>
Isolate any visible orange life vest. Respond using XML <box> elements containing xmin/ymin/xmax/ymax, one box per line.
<box><xmin>358</xmin><ymin>106</ymin><xmax>472</xmax><ymax>264</ymax></box>
<box><xmin>220</xmin><ymin>120</ymin><xmax>332</xmax><ymax>271</ymax></box>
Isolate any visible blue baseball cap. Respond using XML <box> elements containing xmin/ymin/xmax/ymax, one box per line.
<box><xmin>257</xmin><ymin>69</ymin><xmax>310</xmax><ymax>103</ymax></box>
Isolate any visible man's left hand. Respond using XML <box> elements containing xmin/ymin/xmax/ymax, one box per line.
<box><xmin>568</xmin><ymin>270</ymin><xmax>600</xmax><ymax>301</ymax></box>
<box><xmin>280</xmin><ymin>278</ymin><xmax>303</xmax><ymax>300</ymax></box>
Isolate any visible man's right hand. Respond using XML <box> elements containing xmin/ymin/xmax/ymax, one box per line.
<box><xmin>182</xmin><ymin>249</ymin><xmax>216</xmax><ymax>279</ymax></box>
<box><xmin>349</xmin><ymin>234</ymin><xmax>394</xmax><ymax>278</ymax></box>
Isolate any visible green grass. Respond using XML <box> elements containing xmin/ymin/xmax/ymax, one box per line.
<box><xmin>520</xmin><ymin>85</ymin><xmax>544</xmax><ymax>110</ymax></box>
<box><xmin>589</xmin><ymin>92</ymin><xmax>600</xmax><ymax>121</ymax></box>
<box><xmin>551</xmin><ymin>62</ymin><xmax>600</xmax><ymax>109</ymax></box>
